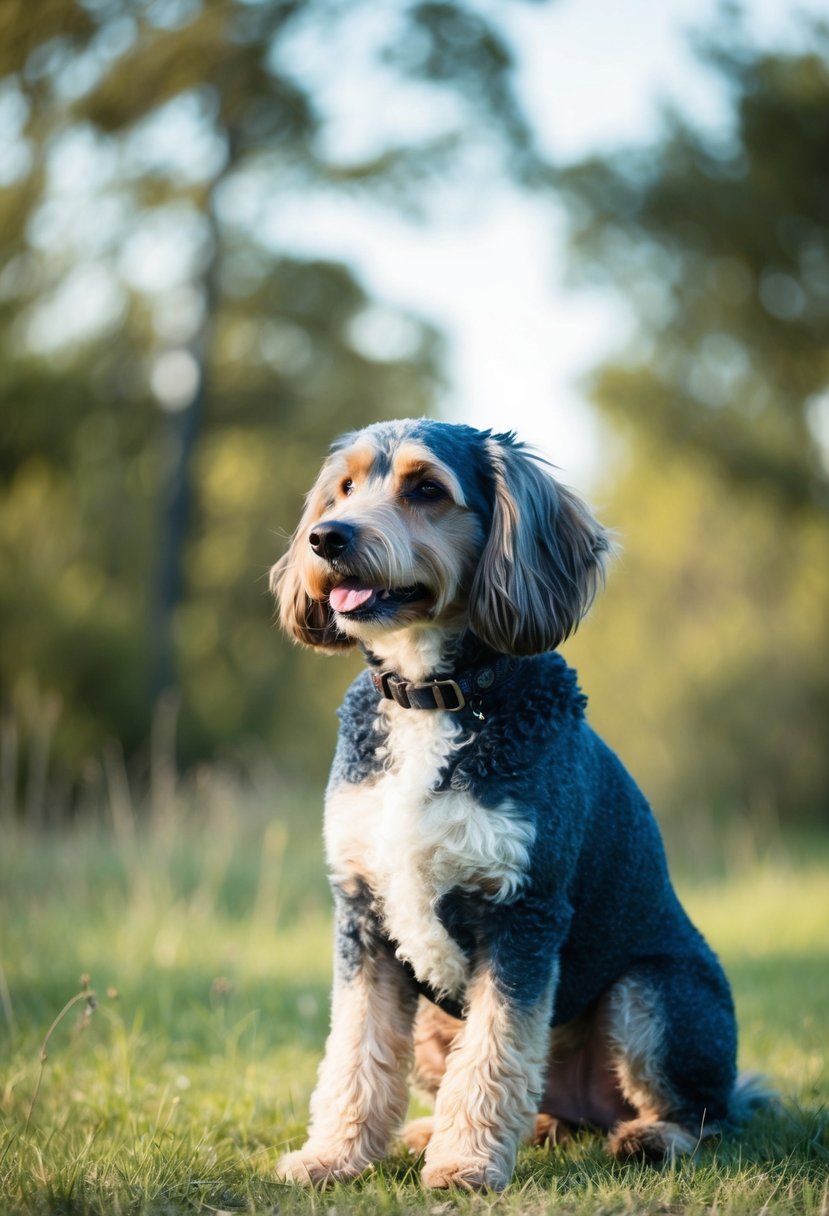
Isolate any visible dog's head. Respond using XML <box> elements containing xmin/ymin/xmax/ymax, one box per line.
<box><xmin>271</xmin><ymin>419</ymin><xmax>611</xmax><ymax>655</ymax></box>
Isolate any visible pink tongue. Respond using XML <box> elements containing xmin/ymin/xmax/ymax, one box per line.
<box><xmin>329</xmin><ymin>584</ymin><xmax>376</xmax><ymax>613</ymax></box>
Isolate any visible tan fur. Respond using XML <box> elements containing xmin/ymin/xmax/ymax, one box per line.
<box><xmin>600</xmin><ymin>974</ymin><xmax>715</xmax><ymax>1162</ymax></box>
<box><xmin>608</xmin><ymin>1117</ymin><xmax>700</xmax><ymax>1162</ymax></box>
<box><xmin>407</xmin><ymin>978</ymin><xmax>707</xmax><ymax>1166</ymax></box>
<box><xmin>531</xmin><ymin>1112</ymin><xmax>573</xmax><ymax>1148</ymax></box>
<box><xmin>420</xmin><ymin>971</ymin><xmax>554</xmax><ymax>1191</ymax></box>
<box><xmin>402</xmin><ymin>1116</ymin><xmax>437</xmax><ymax>1156</ymax></box>
<box><xmin>411</xmin><ymin>1000</ymin><xmax>463</xmax><ymax>1097</ymax></box>
<box><xmin>390</xmin><ymin>440</ymin><xmax>467</xmax><ymax>505</ymax></box>
<box><xmin>271</xmin><ymin>424</ymin><xmax>634</xmax><ymax>1190</ymax></box>
<box><xmin>271</xmin><ymin>433</ymin><xmax>484</xmax><ymax>651</ymax></box>
<box><xmin>276</xmin><ymin>950</ymin><xmax>417</xmax><ymax>1184</ymax></box>
<box><xmin>403</xmin><ymin>1113</ymin><xmax>572</xmax><ymax>1154</ymax></box>
<box><xmin>406</xmin><ymin>1001</ymin><xmax>572</xmax><ymax>1158</ymax></box>
<box><xmin>605</xmin><ymin>974</ymin><xmax>674</xmax><ymax>1119</ymax></box>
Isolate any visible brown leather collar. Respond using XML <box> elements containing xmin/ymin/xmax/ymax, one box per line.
<box><xmin>370</xmin><ymin>655</ymin><xmax>517</xmax><ymax>715</ymax></box>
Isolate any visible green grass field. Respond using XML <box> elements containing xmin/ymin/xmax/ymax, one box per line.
<box><xmin>1</xmin><ymin>779</ymin><xmax>827</xmax><ymax>1215</ymax></box>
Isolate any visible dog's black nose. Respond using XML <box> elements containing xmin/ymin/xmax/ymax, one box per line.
<box><xmin>309</xmin><ymin>521</ymin><xmax>355</xmax><ymax>561</ymax></box>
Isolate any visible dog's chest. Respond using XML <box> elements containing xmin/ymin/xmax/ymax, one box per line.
<box><xmin>325</xmin><ymin>709</ymin><xmax>535</xmax><ymax>999</ymax></box>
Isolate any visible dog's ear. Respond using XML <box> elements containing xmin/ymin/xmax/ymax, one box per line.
<box><xmin>468</xmin><ymin>436</ymin><xmax>612</xmax><ymax>655</ymax></box>
<box><xmin>270</xmin><ymin>471</ymin><xmax>356</xmax><ymax>653</ymax></box>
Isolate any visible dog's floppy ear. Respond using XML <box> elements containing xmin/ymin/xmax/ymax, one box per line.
<box><xmin>468</xmin><ymin>436</ymin><xmax>611</xmax><ymax>655</ymax></box>
<box><xmin>270</xmin><ymin>470</ymin><xmax>356</xmax><ymax>653</ymax></box>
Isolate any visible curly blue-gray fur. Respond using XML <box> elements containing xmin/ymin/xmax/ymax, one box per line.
<box><xmin>276</xmin><ymin>416</ymin><xmax>744</xmax><ymax>1172</ymax></box>
<box><xmin>330</xmin><ymin>647</ymin><xmax>737</xmax><ymax>1124</ymax></box>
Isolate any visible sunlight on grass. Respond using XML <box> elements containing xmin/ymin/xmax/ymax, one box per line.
<box><xmin>1</xmin><ymin>783</ymin><xmax>827</xmax><ymax>1214</ymax></box>
<box><xmin>679</xmin><ymin>856</ymin><xmax>829</xmax><ymax>1103</ymax></box>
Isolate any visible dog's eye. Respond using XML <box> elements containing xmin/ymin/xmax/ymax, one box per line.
<box><xmin>341</xmin><ymin>478</ymin><xmax>354</xmax><ymax>496</ymax></box>
<box><xmin>408</xmin><ymin>480</ymin><xmax>446</xmax><ymax>503</ymax></box>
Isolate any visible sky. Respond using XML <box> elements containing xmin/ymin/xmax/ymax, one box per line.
<box><xmin>16</xmin><ymin>0</ymin><xmax>825</xmax><ymax>490</ymax></box>
<box><xmin>264</xmin><ymin>0</ymin><xmax>826</xmax><ymax>487</ymax></box>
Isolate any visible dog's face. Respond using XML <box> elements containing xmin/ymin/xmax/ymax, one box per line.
<box><xmin>272</xmin><ymin>419</ymin><xmax>610</xmax><ymax>656</ymax></box>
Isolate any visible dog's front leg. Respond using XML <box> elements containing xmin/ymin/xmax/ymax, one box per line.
<box><xmin>422</xmin><ymin>966</ymin><xmax>555</xmax><ymax>1192</ymax></box>
<box><xmin>278</xmin><ymin>884</ymin><xmax>417</xmax><ymax>1185</ymax></box>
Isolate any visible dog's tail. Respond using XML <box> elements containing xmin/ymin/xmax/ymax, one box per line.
<box><xmin>726</xmin><ymin>1070</ymin><xmax>779</xmax><ymax>1127</ymax></box>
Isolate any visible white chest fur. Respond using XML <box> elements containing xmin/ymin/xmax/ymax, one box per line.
<box><xmin>325</xmin><ymin>707</ymin><xmax>535</xmax><ymax>999</ymax></box>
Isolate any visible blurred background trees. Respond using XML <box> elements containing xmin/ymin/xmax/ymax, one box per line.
<box><xmin>0</xmin><ymin>0</ymin><xmax>538</xmax><ymax>807</ymax></box>
<box><xmin>560</xmin><ymin>19</ymin><xmax>829</xmax><ymax>826</ymax></box>
<box><xmin>1</xmin><ymin>0</ymin><xmax>827</xmax><ymax>827</ymax></box>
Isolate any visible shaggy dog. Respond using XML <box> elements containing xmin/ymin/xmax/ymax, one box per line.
<box><xmin>271</xmin><ymin>419</ymin><xmax>743</xmax><ymax>1191</ymax></box>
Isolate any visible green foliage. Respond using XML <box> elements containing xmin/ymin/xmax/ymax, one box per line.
<box><xmin>559</xmin><ymin>16</ymin><xmax>829</xmax><ymax>823</ymax></box>
<box><xmin>4</xmin><ymin>1</ymin><xmax>828</xmax><ymax>836</ymax></box>
<box><xmin>557</xmin><ymin>18</ymin><xmax>829</xmax><ymax>511</ymax></box>
<box><xmin>0</xmin><ymin>259</ymin><xmax>434</xmax><ymax>787</ymax></box>
<box><xmin>0</xmin><ymin>0</ymin><xmax>560</xmax><ymax>806</ymax></box>
<box><xmin>1</xmin><ymin>0</ymin><xmax>542</xmax><ymax>799</ymax></box>
<box><xmin>1</xmin><ymin>793</ymin><xmax>827</xmax><ymax>1214</ymax></box>
<box><xmin>565</xmin><ymin>442</ymin><xmax>829</xmax><ymax>824</ymax></box>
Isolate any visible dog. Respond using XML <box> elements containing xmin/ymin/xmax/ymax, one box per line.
<box><xmin>271</xmin><ymin>418</ymin><xmax>742</xmax><ymax>1191</ymax></box>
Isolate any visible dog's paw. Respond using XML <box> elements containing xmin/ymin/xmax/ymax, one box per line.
<box><xmin>421</xmin><ymin>1155</ymin><xmax>510</xmax><ymax>1192</ymax></box>
<box><xmin>608</xmin><ymin>1118</ymin><xmax>698</xmax><ymax>1163</ymax></box>
<box><xmin>402</xmin><ymin>1116</ymin><xmax>434</xmax><ymax>1155</ymax></box>
<box><xmin>531</xmin><ymin>1112</ymin><xmax>573</xmax><ymax>1149</ymax></box>
<box><xmin>276</xmin><ymin>1148</ymin><xmax>366</xmax><ymax>1185</ymax></box>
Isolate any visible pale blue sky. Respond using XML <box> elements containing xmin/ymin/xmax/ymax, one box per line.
<box><xmin>268</xmin><ymin>0</ymin><xmax>826</xmax><ymax>486</ymax></box>
<box><xmin>18</xmin><ymin>0</ymin><xmax>825</xmax><ymax>487</ymax></box>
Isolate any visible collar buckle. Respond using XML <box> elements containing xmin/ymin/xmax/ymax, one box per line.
<box><xmin>415</xmin><ymin>678</ymin><xmax>465</xmax><ymax>711</ymax></box>
<box><xmin>375</xmin><ymin>671</ymin><xmax>466</xmax><ymax>711</ymax></box>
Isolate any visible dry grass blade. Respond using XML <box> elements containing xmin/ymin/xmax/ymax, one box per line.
<box><xmin>24</xmin><ymin>976</ymin><xmax>98</xmax><ymax>1136</ymax></box>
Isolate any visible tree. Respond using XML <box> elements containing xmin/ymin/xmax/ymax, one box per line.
<box><xmin>0</xmin><ymin>0</ymin><xmax>546</xmax><ymax>809</ymax></box>
<box><xmin>556</xmin><ymin>16</ymin><xmax>829</xmax><ymax>513</ymax></box>
<box><xmin>558</xmin><ymin>17</ymin><xmax>829</xmax><ymax>824</ymax></box>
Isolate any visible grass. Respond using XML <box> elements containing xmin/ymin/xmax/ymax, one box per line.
<box><xmin>1</xmin><ymin>775</ymin><xmax>828</xmax><ymax>1215</ymax></box>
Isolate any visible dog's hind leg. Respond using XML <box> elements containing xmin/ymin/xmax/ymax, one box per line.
<box><xmin>412</xmin><ymin>1000</ymin><xmax>463</xmax><ymax>1097</ymax></box>
<box><xmin>402</xmin><ymin>1001</ymin><xmax>461</xmax><ymax>1155</ymax></box>
<box><xmin>604</xmin><ymin>959</ymin><xmax>737</xmax><ymax>1162</ymax></box>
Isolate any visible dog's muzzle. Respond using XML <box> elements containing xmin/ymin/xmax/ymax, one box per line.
<box><xmin>309</xmin><ymin>521</ymin><xmax>355</xmax><ymax>561</ymax></box>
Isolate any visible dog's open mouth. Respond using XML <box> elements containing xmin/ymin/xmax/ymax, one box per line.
<box><xmin>329</xmin><ymin>579</ymin><xmax>429</xmax><ymax>617</ymax></box>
